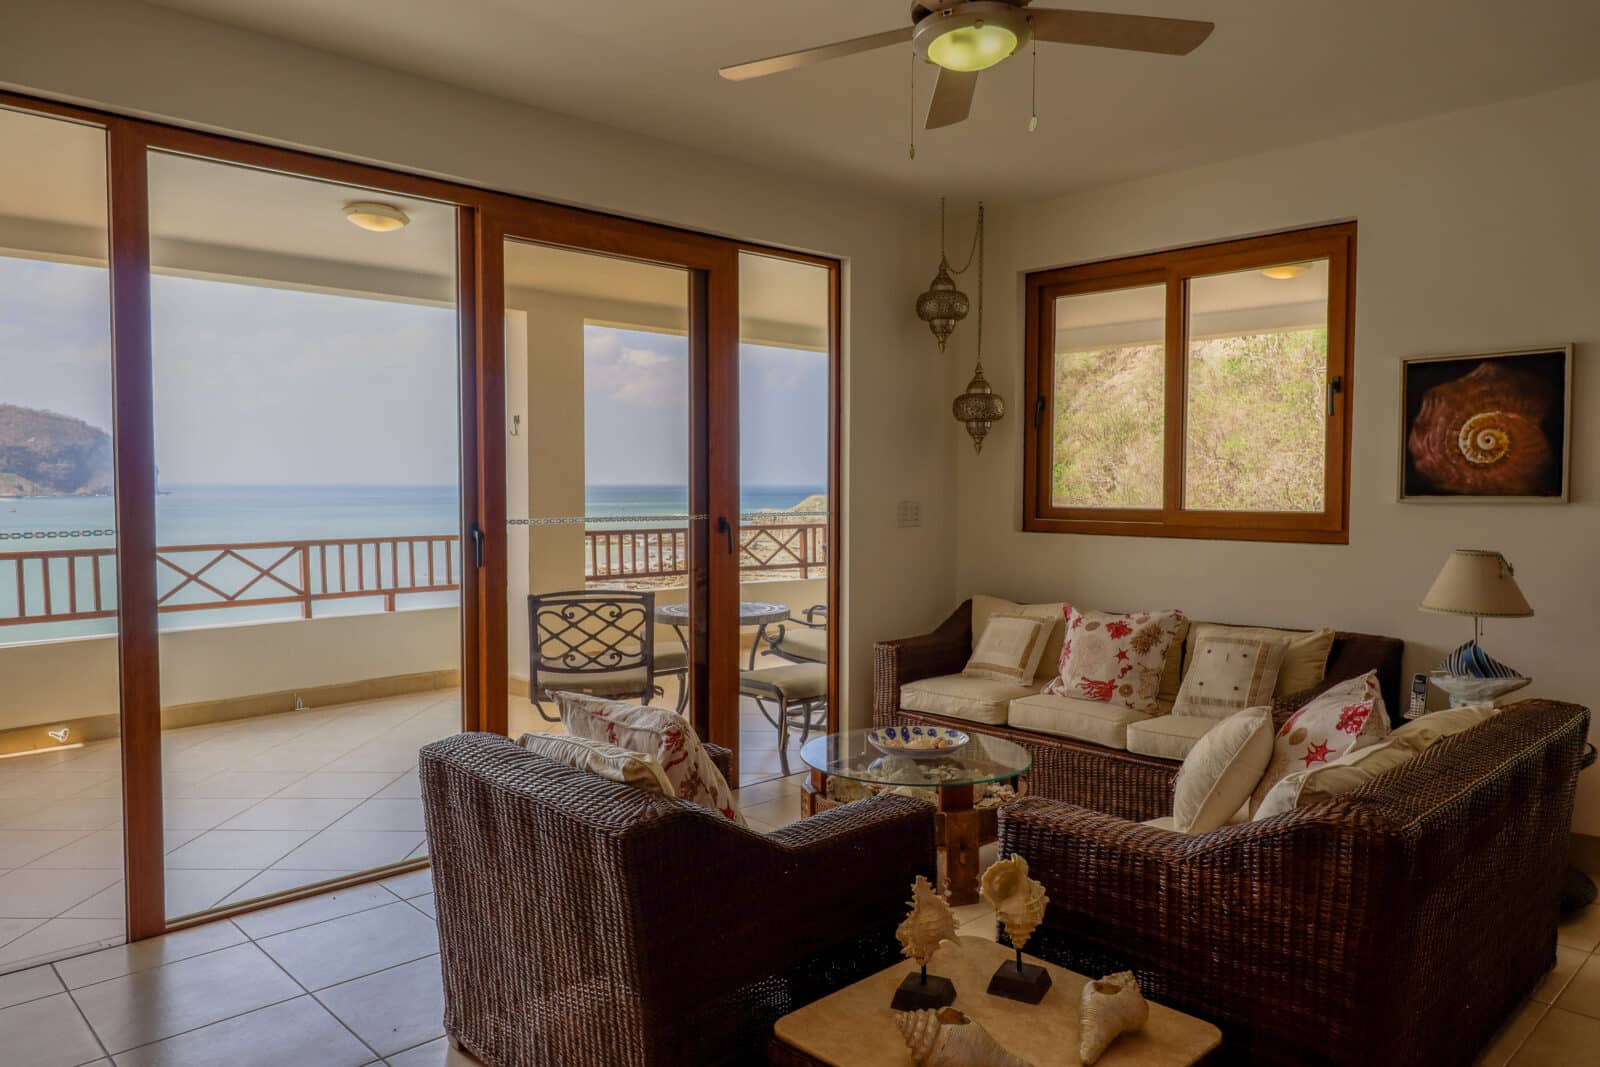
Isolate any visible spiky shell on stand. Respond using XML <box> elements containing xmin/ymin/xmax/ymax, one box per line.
<box><xmin>1079</xmin><ymin>971</ymin><xmax>1149</xmax><ymax>1065</ymax></box>
<box><xmin>896</xmin><ymin>875</ymin><xmax>959</xmax><ymax>968</ymax></box>
<box><xmin>980</xmin><ymin>854</ymin><xmax>1048</xmax><ymax>952</ymax></box>
<box><xmin>895</xmin><ymin>1007</ymin><xmax>1033</xmax><ymax>1067</ymax></box>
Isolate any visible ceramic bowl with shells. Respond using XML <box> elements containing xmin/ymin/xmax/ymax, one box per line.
<box><xmin>868</xmin><ymin>725</ymin><xmax>970</xmax><ymax>760</ymax></box>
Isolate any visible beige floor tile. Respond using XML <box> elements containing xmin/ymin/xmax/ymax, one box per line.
<box><xmin>160</xmin><ymin>798</ymin><xmax>258</xmax><ymax>832</ymax></box>
<box><xmin>163</xmin><ymin>830</ymin><xmax>313</xmax><ymax>870</ymax></box>
<box><xmin>112</xmin><ymin>994</ymin><xmax>373</xmax><ymax>1067</ymax></box>
<box><xmin>275</xmin><ymin>771</ymin><xmax>401</xmax><ymax>799</ymax></box>
<box><xmin>0</xmin><ymin>868</ymin><xmax>121</xmax><ymax>919</ymax></box>
<box><xmin>71</xmin><ymin>941</ymin><xmax>301</xmax><ymax>1053</ymax></box>
<box><xmin>374</xmin><ymin>772</ymin><xmax>422</xmax><ymax>800</ymax></box>
<box><xmin>1530</xmin><ymin>945</ymin><xmax>1590</xmax><ymax>1005</ymax></box>
<box><xmin>0</xmin><ymin>964</ymin><xmax>61</xmax><ymax>1010</ymax></box>
<box><xmin>0</xmin><ymin>831</ymin><xmax>94</xmax><ymax>868</ymax></box>
<box><xmin>316</xmin><ymin>954</ymin><xmax>445</xmax><ymax>1056</ymax></box>
<box><xmin>407</xmin><ymin>894</ymin><xmax>436</xmax><ymax>920</ymax></box>
<box><xmin>272</xmin><ymin>830</ymin><xmax>425</xmax><ymax>872</ymax></box>
<box><xmin>1477</xmin><ymin>998</ymin><xmax>1549</xmax><ymax>1067</ymax></box>
<box><xmin>257</xmin><ymin>901</ymin><xmax>438</xmax><ymax>990</ymax></box>
<box><xmin>164</xmin><ymin>869</ymin><xmax>259</xmax><ymax>919</ymax></box>
<box><xmin>178</xmin><ymin>771</ymin><xmax>311</xmax><ymax>800</ymax></box>
<box><xmin>0</xmin><ymin>991</ymin><xmax>106</xmax><ymax>1067</ymax></box>
<box><xmin>53</xmin><ymin>920</ymin><xmax>247</xmax><ymax>990</ymax></box>
<box><xmin>1557</xmin><ymin>906</ymin><xmax>1600</xmax><ymax>953</ymax></box>
<box><xmin>739</xmin><ymin>795</ymin><xmax>805</xmax><ymax>828</ymax></box>
<box><xmin>232</xmin><ymin>883</ymin><xmax>396</xmax><ymax>940</ymax></box>
<box><xmin>1509</xmin><ymin>1006</ymin><xmax>1600</xmax><ymax>1065</ymax></box>
<box><xmin>1</xmin><ymin>799</ymin><xmax>122</xmax><ymax>832</ymax></box>
<box><xmin>216</xmin><ymin>868</ymin><xmax>343</xmax><ymax>907</ymax></box>
<box><xmin>59</xmin><ymin>883</ymin><xmax>125</xmax><ymax>921</ymax></box>
<box><xmin>0</xmin><ymin>918</ymin><xmax>124</xmax><ymax>970</ymax></box>
<box><xmin>218</xmin><ymin>797</ymin><xmax>362</xmax><ymax>832</ymax></box>
<box><xmin>386</xmin><ymin>1036</ymin><xmax>480</xmax><ymax>1066</ymax></box>
<box><xmin>378</xmin><ymin>869</ymin><xmax>434</xmax><ymax>901</ymax></box>
<box><xmin>1553</xmin><ymin>951</ymin><xmax>1600</xmax><ymax>1020</ymax></box>
<box><xmin>321</xmin><ymin>746</ymin><xmax>419</xmax><ymax>774</ymax></box>
<box><xmin>328</xmin><ymin>798</ymin><xmax>426</xmax><ymax>833</ymax></box>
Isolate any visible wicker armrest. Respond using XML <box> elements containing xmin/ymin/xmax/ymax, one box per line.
<box><xmin>873</xmin><ymin>602</ymin><xmax>973</xmax><ymax>727</ymax></box>
<box><xmin>764</xmin><ymin>792</ymin><xmax>935</xmax><ymax>857</ymax></box>
<box><xmin>705</xmin><ymin>742</ymin><xmax>733</xmax><ymax>782</ymax></box>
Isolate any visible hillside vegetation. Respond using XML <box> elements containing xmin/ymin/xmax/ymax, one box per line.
<box><xmin>0</xmin><ymin>404</ymin><xmax>113</xmax><ymax>496</ymax></box>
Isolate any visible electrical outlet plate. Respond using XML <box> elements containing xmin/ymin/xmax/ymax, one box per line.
<box><xmin>897</xmin><ymin>500</ymin><xmax>922</xmax><ymax>528</ymax></box>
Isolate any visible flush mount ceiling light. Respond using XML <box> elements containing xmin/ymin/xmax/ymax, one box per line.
<box><xmin>1261</xmin><ymin>263</ymin><xmax>1312</xmax><ymax>280</ymax></box>
<box><xmin>720</xmin><ymin>2</ymin><xmax>1214</xmax><ymax>133</ymax></box>
<box><xmin>343</xmin><ymin>201</ymin><xmax>410</xmax><ymax>232</ymax></box>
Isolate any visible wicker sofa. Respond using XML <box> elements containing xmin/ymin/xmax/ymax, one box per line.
<box><xmin>874</xmin><ymin>599</ymin><xmax>1405</xmax><ymax>821</ymax></box>
<box><xmin>419</xmin><ymin>732</ymin><xmax>936</xmax><ymax>1067</ymax></box>
<box><xmin>1002</xmin><ymin>698</ymin><xmax>1591</xmax><ymax>1066</ymax></box>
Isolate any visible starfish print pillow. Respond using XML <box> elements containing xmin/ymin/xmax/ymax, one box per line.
<box><xmin>1250</xmin><ymin>670</ymin><xmax>1390</xmax><ymax>815</ymax></box>
<box><xmin>1044</xmin><ymin>606</ymin><xmax>1186</xmax><ymax>713</ymax></box>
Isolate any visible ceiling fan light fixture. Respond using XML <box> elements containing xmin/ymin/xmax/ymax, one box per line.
<box><xmin>914</xmin><ymin>2</ymin><xmax>1032</xmax><ymax>73</ymax></box>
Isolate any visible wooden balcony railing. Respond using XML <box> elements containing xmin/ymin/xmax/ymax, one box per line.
<box><xmin>584</xmin><ymin>521</ymin><xmax>827</xmax><ymax>582</ymax></box>
<box><xmin>0</xmin><ymin>535</ymin><xmax>459</xmax><ymax>627</ymax></box>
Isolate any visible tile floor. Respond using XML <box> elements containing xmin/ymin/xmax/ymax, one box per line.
<box><xmin>0</xmin><ymin>651</ymin><xmax>808</xmax><ymax>972</ymax></box>
<box><xmin>0</xmin><ymin>767</ymin><xmax>1596</xmax><ymax>1065</ymax></box>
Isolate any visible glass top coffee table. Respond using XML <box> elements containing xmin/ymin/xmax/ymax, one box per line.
<box><xmin>799</xmin><ymin>729</ymin><xmax>1031</xmax><ymax>905</ymax></box>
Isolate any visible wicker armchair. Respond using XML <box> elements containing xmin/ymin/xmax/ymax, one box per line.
<box><xmin>874</xmin><ymin>600</ymin><xmax>1405</xmax><ymax>821</ymax></box>
<box><xmin>1000</xmin><ymin>699</ymin><xmax>1591</xmax><ymax>1067</ymax></box>
<box><xmin>419</xmin><ymin>732</ymin><xmax>936</xmax><ymax>1067</ymax></box>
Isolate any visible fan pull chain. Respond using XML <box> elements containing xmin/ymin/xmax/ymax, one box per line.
<box><xmin>1029</xmin><ymin>37</ymin><xmax>1039</xmax><ymax>132</ymax></box>
<box><xmin>909</xmin><ymin>47</ymin><xmax>917</xmax><ymax>160</ymax></box>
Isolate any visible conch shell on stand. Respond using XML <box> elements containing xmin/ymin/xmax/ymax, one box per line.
<box><xmin>1079</xmin><ymin>971</ymin><xmax>1149</xmax><ymax>1066</ymax></box>
<box><xmin>896</xmin><ymin>1007</ymin><xmax>1033</xmax><ymax>1067</ymax></box>
<box><xmin>896</xmin><ymin>875</ymin><xmax>959</xmax><ymax>968</ymax></box>
<box><xmin>979</xmin><ymin>854</ymin><xmax>1048</xmax><ymax>952</ymax></box>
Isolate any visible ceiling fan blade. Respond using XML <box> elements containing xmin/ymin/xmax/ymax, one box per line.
<box><xmin>925</xmin><ymin>67</ymin><xmax>978</xmax><ymax>130</ymax></box>
<box><xmin>1029</xmin><ymin>9</ymin><xmax>1215</xmax><ymax>56</ymax></box>
<box><xmin>720</xmin><ymin>26</ymin><xmax>913</xmax><ymax>81</ymax></box>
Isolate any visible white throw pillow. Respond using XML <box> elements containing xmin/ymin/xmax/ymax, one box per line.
<box><xmin>1170</xmin><ymin>706</ymin><xmax>1274</xmax><ymax>833</ymax></box>
<box><xmin>1252</xmin><ymin>735</ymin><xmax>1419</xmax><ymax>820</ymax></box>
<box><xmin>1250</xmin><ymin>671</ymin><xmax>1391</xmax><ymax>815</ymax></box>
<box><xmin>1172</xmin><ymin>630</ymin><xmax>1289</xmax><ymax>721</ymax></box>
<box><xmin>964</xmin><ymin>614</ymin><xmax>1049</xmax><ymax>684</ymax></box>
<box><xmin>1044</xmin><ymin>607</ymin><xmax>1187</xmax><ymax>713</ymax></box>
<box><xmin>557</xmin><ymin>692</ymin><xmax>745</xmax><ymax>826</ymax></box>
<box><xmin>1391</xmin><ymin>703</ymin><xmax>1499</xmax><ymax>748</ymax></box>
<box><xmin>972</xmin><ymin>595</ymin><xmax>1068</xmax><ymax>682</ymax></box>
<box><xmin>518</xmin><ymin>732</ymin><xmax>675</xmax><ymax>799</ymax></box>
<box><xmin>1183</xmin><ymin>623</ymin><xmax>1334</xmax><ymax>699</ymax></box>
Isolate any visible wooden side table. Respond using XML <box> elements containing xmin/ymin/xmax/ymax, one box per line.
<box><xmin>770</xmin><ymin>936</ymin><xmax>1221</xmax><ymax>1066</ymax></box>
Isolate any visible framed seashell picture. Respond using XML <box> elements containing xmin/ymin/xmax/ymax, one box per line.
<box><xmin>1399</xmin><ymin>345</ymin><xmax>1572</xmax><ymax>502</ymax></box>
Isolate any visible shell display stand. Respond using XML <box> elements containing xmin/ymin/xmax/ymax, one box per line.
<box><xmin>769</xmin><ymin>937</ymin><xmax>1221</xmax><ymax>1067</ymax></box>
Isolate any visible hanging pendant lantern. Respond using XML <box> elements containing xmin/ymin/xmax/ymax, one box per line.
<box><xmin>953</xmin><ymin>362</ymin><xmax>1005</xmax><ymax>453</ymax></box>
<box><xmin>915</xmin><ymin>198</ymin><xmax>972</xmax><ymax>351</ymax></box>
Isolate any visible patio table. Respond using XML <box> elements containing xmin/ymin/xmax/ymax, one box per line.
<box><xmin>654</xmin><ymin>600</ymin><xmax>791</xmax><ymax>670</ymax></box>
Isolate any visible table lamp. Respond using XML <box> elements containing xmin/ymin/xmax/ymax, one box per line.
<box><xmin>1420</xmin><ymin>548</ymin><xmax>1533</xmax><ymax>705</ymax></box>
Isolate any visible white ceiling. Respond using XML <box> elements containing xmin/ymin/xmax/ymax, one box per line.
<box><xmin>141</xmin><ymin>0</ymin><xmax>1600</xmax><ymax>200</ymax></box>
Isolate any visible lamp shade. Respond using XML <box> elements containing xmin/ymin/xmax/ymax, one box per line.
<box><xmin>1420</xmin><ymin>549</ymin><xmax>1534</xmax><ymax>618</ymax></box>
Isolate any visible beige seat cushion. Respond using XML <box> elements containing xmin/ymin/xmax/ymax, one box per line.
<box><xmin>1126</xmin><ymin>714</ymin><xmax>1217</xmax><ymax>761</ymax></box>
<box><xmin>1007</xmin><ymin>693</ymin><xmax>1150</xmax><ymax>750</ymax></box>
<box><xmin>972</xmin><ymin>595</ymin><xmax>1067</xmax><ymax>683</ymax></box>
<box><xmin>517</xmin><ymin>732</ymin><xmax>675</xmax><ymax>798</ymax></box>
<box><xmin>654</xmin><ymin>645</ymin><xmax>689</xmax><ymax>672</ymax></box>
<box><xmin>740</xmin><ymin>663</ymin><xmax>827</xmax><ymax>702</ymax></box>
<box><xmin>1184</xmin><ymin>623</ymin><xmax>1335</xmax><ymax>699</ymax></box>
<box><xmin>901</xmin><ymin>674</ymin><xmax>1039</xmax><ymax>725</ymax></box>
<box><xmin>772</xmin><ymin>626</ymin><xmax>827</xmax><ymax>663</ymax></box>
<box><xmin>1171</xmin><ymin>707</ymin><xmax>1274</xmax><ymax>833</ymax></box>
<box><xmin>535</xmin><ymin>666</ymin><xmax>650</xmax><ymax>697</ymax></box>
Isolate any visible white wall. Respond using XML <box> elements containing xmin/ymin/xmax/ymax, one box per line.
<box><xmin>1</xmin><ymin>0</ymin><xmax>959</xmax><ymax>727</ymax></box>
<box><xmin>0</xmin><ymin>607</ymin><xmax>461</xmax><ymax>731</ymax></box>
<box><xmin>960</xmin><ymin>80</ymin><xmax>1600</xmax><ymax>834</ymax></box>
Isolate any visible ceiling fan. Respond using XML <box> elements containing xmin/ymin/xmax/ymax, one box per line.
<box><xmin>720</xmin><ymin>2</ymin><xmax>1214</xmax><ymax>130</ymax></box>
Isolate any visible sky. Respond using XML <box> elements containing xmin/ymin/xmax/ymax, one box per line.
<box><xmin>2</xmin><ymin>257</ymin><xmax>829</xmax><ymax>490</ymax></box>
<box><xmin>583</xmin><ymin>324</ymin><xmax>829</xmax><ymax>488</ymax></box>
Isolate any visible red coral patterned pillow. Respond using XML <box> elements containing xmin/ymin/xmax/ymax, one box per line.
<box><xmin>556</xmin><ymin>692</ymin><xmax>745</xmax><ymax>826</ymax></box>
<box><xmin>1249</xmin><ymin>670</ymin><xmax>1390</xmax><ymax>815</ymax></box>
<box><xmin>1044</xmin><ymin>606</ymin><xmax>1186</xmax><ymax>713</ymax></box>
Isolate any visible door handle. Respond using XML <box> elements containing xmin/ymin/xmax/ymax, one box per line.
<box><xmin>1327</xmin><ymin>375</ymin><xmax>1344</xmax><ymax>418</ymax></box>
<box><xmin>716</xmin><ymin>517</ymin><xmax>735</xmax><ymax>555</ymax></box>
<box><xmin>469</xmin><ymin>522</ymin><xmax>484</xmax><ymax>569</ymax></box>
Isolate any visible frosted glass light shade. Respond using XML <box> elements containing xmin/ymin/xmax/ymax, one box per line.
<box><xmin>1420</xmin><ymin>549</ymin><xmax>1534</xmax><ymax>618</ymax></box>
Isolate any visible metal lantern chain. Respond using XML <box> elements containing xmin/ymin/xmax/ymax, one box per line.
<box><xmin>951</xmin><ymin>202</ymin><xmax>1005</xmax><ymax>453</ymax></box>
<box><xmin>915</xmin><ymin>198</ymin><xmax>976</xmax><ymax>351</ymax></box>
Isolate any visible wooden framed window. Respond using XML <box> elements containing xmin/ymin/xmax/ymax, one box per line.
<box><xmin>1023</xmin><ymin>223</ymin><xmax>1356</xmax><ymax>543</ymax></box>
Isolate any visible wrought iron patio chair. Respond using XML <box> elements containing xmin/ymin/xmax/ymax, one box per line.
<box><xmin>761</xmin><ymin>603</ymin><xmax>828</xmax><ymax>665</ymax></box>
<box><xmin>528</xmin><ymin>589</ymin><xmax>687</xmax><ymax>721</ymax></box>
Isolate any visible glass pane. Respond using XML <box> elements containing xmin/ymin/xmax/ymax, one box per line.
<box><xmin>737</xmin><ymin>252</ymin><xmax>831</xmax><ymax>787</ymax></box>
<box><xmin>1184</xmin><ymin>259</ymin><xmax>1329</xmax><ymax>512</ymax></box>
<box><xmin>1050</xmin><ymin>285</ymin><xmax>1166</xmax><ymax>509</ymax></box>
<box><xmin>148</xmin><ymin>153</ymin><xmax>462</xmax><ymax>919</ymax></box>
<box><xmin>503</xmin><ymin>242</ymin><xmax>695</xmax><ymax>740</ymax></box>
<box><xmin>0</xmin><ymin>107</ymin><xmax>125</xmax><ymax>969</ymax></box>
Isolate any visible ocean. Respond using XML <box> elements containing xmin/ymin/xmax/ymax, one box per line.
<box><xmin>0</xmin><ymin>483</ymin><xmax>824</xmax><ymax>643</ymax></box>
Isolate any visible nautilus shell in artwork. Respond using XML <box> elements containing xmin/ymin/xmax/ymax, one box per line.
<box><xmin>1408</xmin><ymin>362</ymin><xmax>1556</xmax><ymax>496</ymax></box>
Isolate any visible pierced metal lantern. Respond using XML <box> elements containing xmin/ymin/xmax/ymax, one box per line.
<box><xmin>952</xmin><ymin>363</ymin><xmax>1005</xmax><ymax>453</ymax></box>
<box><xmin>916</xmin><ymin>257</ymin><xmax>970</xmax><ymax>351</ymax></box>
